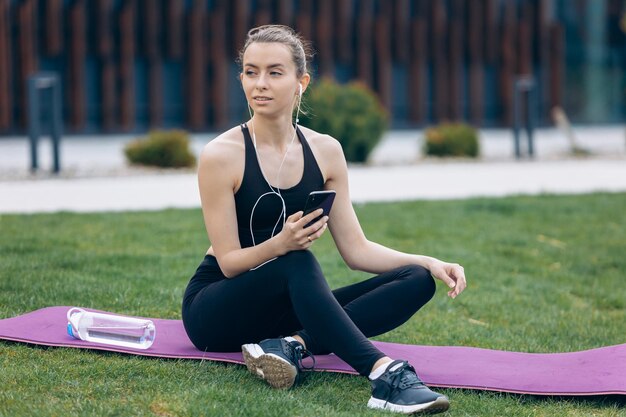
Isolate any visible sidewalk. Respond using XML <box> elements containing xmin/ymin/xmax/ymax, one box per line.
<box><xmin>1</xmin><ymin>126</ymin><xmax>625</xmax><ymax>214</ymax></box>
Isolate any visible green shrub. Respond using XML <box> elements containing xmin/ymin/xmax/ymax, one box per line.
<box><xmin>424</xmin><ymin>122</ymin><xmax>480</xmax><ymax>157</ymax></box>
<box><xmin>124</xmin><ymin>130</ymin><xmax>196</xmax><ymax>168</ymax></box>
<box><xmin>299</xmin><ymin>78</ymin><xmax>389</xmax><ymax>163</ymax></box>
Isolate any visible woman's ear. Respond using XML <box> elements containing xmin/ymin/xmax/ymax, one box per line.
<box><xmin>299</xmin><ymin>73</ymin><xmax>311</xmax><ymax>95</ymax></box>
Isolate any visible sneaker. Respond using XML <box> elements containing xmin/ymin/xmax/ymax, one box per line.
<box><xmin>367</xmin><ymin>360</ymin><xmax>450</xmax><ymax>415</ymax></box>
<box><xmin>241</xmin><ymin>338</ymin><xmax>315</xmax><ymax>389</ymax></box>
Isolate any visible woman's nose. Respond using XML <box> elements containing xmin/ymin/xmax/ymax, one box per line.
<box><xmin>255</xmin><ymin>73</ymin><xmax>269</xmax><ymax>90</ymax></box>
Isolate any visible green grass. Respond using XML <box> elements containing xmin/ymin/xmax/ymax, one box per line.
<box><xmin>1</xmin><ymin>193</ymin><xmax>625</xmax><ymax>416</ymax></box>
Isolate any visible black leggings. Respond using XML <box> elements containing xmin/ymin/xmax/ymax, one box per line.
<box><xmin>181</xmin><ymin>250</ymin><xmax>436</xmax><ymax>376</ymax></box>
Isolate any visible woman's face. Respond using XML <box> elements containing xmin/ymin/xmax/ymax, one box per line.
<box><xmin>241</xmin><ymin>42</ymin><xmax>307</xmax><ymax>119</ymax></box>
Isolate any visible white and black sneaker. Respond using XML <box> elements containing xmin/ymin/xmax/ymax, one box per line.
<box><xmin>368</xmin><ymin>360</ymin><xmax>449</xmax><ymax>415</ymax></box>
<box><xmin>242</xmin><ymin>337</ymin><xmax>315</xmax><ymax>389</ymax></box>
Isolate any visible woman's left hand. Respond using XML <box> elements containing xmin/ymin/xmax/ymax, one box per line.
<box><xmin>428</xmin><ymin>260</ymin><xmax>467</xmax><ymax>299</ymax></box>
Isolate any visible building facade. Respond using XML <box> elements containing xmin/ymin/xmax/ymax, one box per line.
<box><xmin>0</xmin><ymin>0</ymin><xmax>624</xmax><ymax>134</ymax></box>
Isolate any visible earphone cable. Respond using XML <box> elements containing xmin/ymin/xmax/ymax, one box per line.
<box><xmin>248</xmin><ymin>88</ymin><xmax>303</xmax><ymax>270</ymax></box>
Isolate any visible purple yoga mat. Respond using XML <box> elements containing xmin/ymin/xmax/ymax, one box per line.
<box><xmin>0</xmin><ymin>306</ymin><xmax>624</xmax><ymax>396</ymax></box>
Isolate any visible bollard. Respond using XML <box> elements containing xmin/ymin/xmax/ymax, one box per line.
<box><xmin>28</xmin><ymin>72</ymin><xmax>63</xmax><ymax>173</ymax></box>
<box><xmin>512</xmin><ymin>76</ymin><xmax>536</xmax><ymax>159</ymax></box>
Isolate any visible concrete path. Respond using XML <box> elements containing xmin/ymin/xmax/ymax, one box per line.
<box><xmin>1</xmin><ymin>126</ymin><xmax>625</xmax><ymax>214</ymax></box>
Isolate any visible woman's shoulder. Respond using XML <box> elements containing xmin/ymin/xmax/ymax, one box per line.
<box><xmin>200</xmin><ymin>125</ymin><xmax>245</xmax><ymax>165</ymax></box>
<box><xmin>299</xmin><ymin>125</ymin><xmax>344</xmax><ymax>158</ymax></box>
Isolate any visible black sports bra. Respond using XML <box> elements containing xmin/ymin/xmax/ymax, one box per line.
<box><xmin>234</xmin><ymin>124</ymin><xmax>325</xmax><ymax>248</ymax></box>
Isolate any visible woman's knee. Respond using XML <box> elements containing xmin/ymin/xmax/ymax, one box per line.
<box><xmin>272</xmin><ymin>250</ymin><xmax>321</xmax><ymax>276</ymax></box>
<box><xmin>402</xmin><ymin>264</ymin><xmax>436</xmax><ymax>301</ymax></box>
<box><xmin>272</xmin><ymin>250</ymin><xmax>328</xmax><ymax>293</ymax></box>
<box><xmin>281</xmin><ymin>249</ymin><xmax>317</xmax><ymax>265</ymax></box>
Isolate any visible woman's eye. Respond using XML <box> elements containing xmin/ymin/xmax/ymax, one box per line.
<box><xmin>270</xmin><ymin>71</ymin><xmax>282</xmax><ymax>76</ymax></box>
<box><xmin>245</xmin><ymin>70</ymin><xmax>256</xmax><ymax>76</ymax></box>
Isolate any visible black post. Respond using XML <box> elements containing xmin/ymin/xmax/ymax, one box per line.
<box><xmin>526</xmin><ymin>80</ymin><xmax>535</xmax><ymax>157</ymax></box>
<box><xmin>513</xmin><ymin>81</ymin><xmax>521</xmax><ymax>159</ymax></box>
<box><xmin>51</xmin><ymin>74</ymin><xmax>62</xmax><ymax>173</ymax></box>
<box><xmin>27</xmin><ymin>72</ymin><xmax>63</xmax><ymax>173</ymax></box>
<box><xmin>27</xmin><ymin>77</ymin><xmax>40</xmax><ymax>171</ymax></box>
<box><xmin>512</xmin><ymin>76</ymin><xmax>536</xmax><ymax>159</ymax></box>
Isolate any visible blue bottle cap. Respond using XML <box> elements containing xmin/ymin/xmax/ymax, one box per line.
<box><xmin>66</xmin><ymin>307</ymin><xmax>84</xmax><ymax>340</ymax></box>
<box><xmin>67</xmin><ymin>322</ymin><xmax>76</xmax><ymax>338</ymax></box>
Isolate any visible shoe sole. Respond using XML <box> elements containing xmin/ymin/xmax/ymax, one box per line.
<box><xmin>241</xmin><ymin>343</ymin><xmax>298</xmax><ymax>389</ymax></box>
<box><xmin>367</xmin><ymin>395</ymin><xmax>450</xmax><ymax>415</ymax></box>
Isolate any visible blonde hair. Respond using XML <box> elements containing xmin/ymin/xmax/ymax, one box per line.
<box><xmin>238</xmin><ymin>25</ymin><xmax>313</xmax><ymax>78</ymax></box>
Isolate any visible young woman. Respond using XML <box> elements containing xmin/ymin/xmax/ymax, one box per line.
<box><xmin>182</xmin><ymin>25</ymin><xmax>467</xmax><ymax>415</ymax></box>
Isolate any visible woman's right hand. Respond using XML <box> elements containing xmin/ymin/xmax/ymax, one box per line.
<box><xmin>277</xmin><ymin>209</ymin><xmax>329</xmax><ymax>253</ymax></box>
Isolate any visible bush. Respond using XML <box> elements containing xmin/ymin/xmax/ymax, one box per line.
<box><xmin>423</xmin><ymin>122</ymin><xmax>480</xmax><ymax>157</ymax></box>
<box><xmin>124</xmin><ymin>130</ymin><xmax>196</xmax><ymax>168</ymax></box>
<box><xmin>299</xmin><ymin>78</ymin><xmax>389</xmax><ymax>163</ymax></box>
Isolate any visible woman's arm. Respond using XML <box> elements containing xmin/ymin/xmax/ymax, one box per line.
<box><xmin>319</xmin><ymin>136</ymin><xmax>467</xmax><ymax>298</ymax></box>
<box><xmin>198</xmin><ymin>136</ymin><xmax>328</xmax><ymax>278</ymax></box>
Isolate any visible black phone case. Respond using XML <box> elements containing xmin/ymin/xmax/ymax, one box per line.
<box><xmin>303</xmin><ymin>192</ymin><xmax>335</xmax><ymax>228</ymax></box>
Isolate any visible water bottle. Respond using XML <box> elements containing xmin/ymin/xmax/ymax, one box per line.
<box><xmin>66</xmin><ymin>307</ymin><xmax>156</xmax><ymax>349</ymax></box>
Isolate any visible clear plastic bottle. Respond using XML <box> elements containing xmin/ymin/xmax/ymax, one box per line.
<box><xmin>66</xmin><ymin>307</ymin><xmax>156</xmax><ymax>349</ymax></box>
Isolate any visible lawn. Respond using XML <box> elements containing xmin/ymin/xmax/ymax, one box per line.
<box><xmin>0</xmin><ymin>193</ymin><xmax>625</xmax><ymax>416</ymax></box>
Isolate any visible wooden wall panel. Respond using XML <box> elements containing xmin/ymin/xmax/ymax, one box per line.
<box><xmin>538</xmin><ymin>0</ymin><xmax>552</xmax><ymax>122</ymax></box>
<box><xmin>316</xmin><ymin>0</ymin><xmax>334</xmax><ymax>77</ymax></box>
<box><xmin>448</xmin><ymin>0</ymin><xmax>464</xmax><ymax>120</ymax></box>
<box><xmin>374</xmin><ymin>7</ymin><xmax>392</xmax><ymax>110</ymax></box>
<box><xmin>210</xmin><ymin>0</ymin><xmax>228</xmax><ymax>128</ymax></box>
<box><xmin>45</xmin><ymin>0</ymin><xmax>63</xmax><ymax>56</ymax></box>
<box><xmin>549</xmin><ymin>22</ymin><xmax>564</xmax><ymax>109</ymax></box>
<box><xmin>97</xmin><ymin>0</ymin><xmax>115</xmax><ymax>131</ymax></box>
<box><xmin>393</xmin><ymin>0</ymin><xmax>410</xmax><ymax>64</ymax></box>
<box><xmin>432</xmin><ymin>0</ymin><xmax>448</xmax><ymax>121</ymax></box>
<box><xmin>0</xmin><ymin>0</ymin><xmax>576</xmax><ymax>132</ymax></box>
<box><xmin>277</xmin><ymin>0</ymin><xmax>294</xmax><ymax>27</ymax></box>
<box><xmin>232</xmin><ymin>0</ymin><xmax>250</xmax><ymax>55</ymax></box>
<box><xmin>167</xmin><ymin>0</ymin><xmax>184</xmax><ymax>59</ymax></box>
<box><xmin>254</xmin><ymin>0</ymin><xmax>272</xmax><ymax>27</ymax></box>
<box><xmin>18</xmin><ymin>0</ymin><xmax>37</xmax><ymax>127</ymax></box>
<box><xmin>97</xmin><ymin>0</ymin><xmax>113</xmax><ymax>57</ymax></box>
<box><xmin>143</xmin><ymin>0</ymin><xmax>160</xmax><ymax>59</ymax></box>
<box><xmin>335</xmin><ymin>0</ymin><xmax>353</xmax><ymax>63</ymax></box>
<box><xmin>0</xmin><ymin>0</ymin><xmax>11</xmax><ymax>130</ymax></box>
<box><xmin>517</xmin><ymin>2</ymin><xmax>533</xmax><ymax>125</ymax></box>
<box><xmin>409</xmin><ymin>16</ymin><xmax>427</xmax><ymax>123</ymax></box>
<box><xmin>145</xmin><ymin>0</ymin><xmax>162</xmax><ymax>127</ymax></box>
<box><xmin>295</xmin><ymin>0</ymin><xmax>313</xmax><ymax>44</ymax></box>
<box><xmin>409</xmin><ymin>1</ymin><xmax>430</xmax><ymax>124</ymax></box>
<box><xmin>119</xmin><ymin>0</ymin><xmax>135</xmax><ymax>130</ymax></box>
<box><xmin>187</xmin><ymin>0</ymin><xmax>206</xmax><ymax>130</ymax></box>
<box><xmin>468</xmin><ymin>0</ymin><xmax>485</xmax><ymax>125</ymax></box>
<box><xmin>499</xmin><ymin>1</ymin><xmax>517</xmax><ymax>125</ymax></box>
<box><xmin>101</xmin><ymin>62</ymin><xmax>116</xmax><ymax>131</ymax></box>
<box><xmin>356</xmin><ymin>0</ymin><xmax>373</xmax><ymax>87</ymax></box>
<box><xmin>147</xmin><ymin>64</ymin><xmax>163</xmax><ymax>128</ymax></box>
<box><xmin>518</xmin><ymin>1</ymin><xmax>533</xmax><ymax>76</ymax></box>
<box><xmin>68</xmin><ymin>0</ymin><xmax>86</xmax><ymax>130</ymax></box>
<box><xmin>484</xmin><ymin>0</ymin><xmax>498</xmax><ymax>65</ymax></box>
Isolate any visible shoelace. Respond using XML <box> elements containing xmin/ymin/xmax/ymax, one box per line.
<box><xmin>286</xmin><ymin>340</ymin><xmax>316</xmax><ymax>371</ymax></box>
<box><xmin>383</xmin><ymin>361</ymin><xmax>425</xmax><ymax>404</ymax></box>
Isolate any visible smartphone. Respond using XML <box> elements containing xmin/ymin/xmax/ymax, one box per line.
<box><xmin>303</xmin><ymin>190</ymin><xmax>336</xmax><ymax>228</ymax></box>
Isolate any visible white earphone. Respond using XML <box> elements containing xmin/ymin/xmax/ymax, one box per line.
<box><xmin>246</xmin><ymin>82</ymin><xmax>304</xmax><ymax>270</ymax></box>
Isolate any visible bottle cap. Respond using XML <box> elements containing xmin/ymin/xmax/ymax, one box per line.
<box><xmin>67</xmin><ymin>322</ymin><xmax>75</xmax><ymax>338</ymax></box>
<box><xmin>66</xmin><ymin>307</ymin><xmax>85</xmax><ymax>340</ymax></box>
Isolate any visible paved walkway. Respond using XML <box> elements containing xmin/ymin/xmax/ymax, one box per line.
<box><xmin>1</xmin><ymin>126</ymin><xmax>625</xmax><ymax>213</ymax></box>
